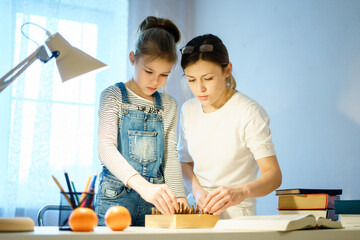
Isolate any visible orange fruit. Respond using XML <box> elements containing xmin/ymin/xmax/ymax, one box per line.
<box><xmin>105</xmin><ymin>206</ymin><xmax>131</xmax><ymax>231</ymax></box>
<box><xmin>68</xmin><ymin>207</ymin><xmax>98</xmax><ymax>232</ymax></box>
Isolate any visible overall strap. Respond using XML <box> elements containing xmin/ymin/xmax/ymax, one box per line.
<box><xmin>115</xmin><ymin>82</ymin><xmax>130</xmax><ymax>104</ymax></box>
<box><xmin>153</xmin><ymin>91</ymin><xmax>163</xmax><ymax>110</ymax></box>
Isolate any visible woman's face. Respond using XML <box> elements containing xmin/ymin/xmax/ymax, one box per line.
<box><xmin>184</xmin><ymin>60</ymin><xmax>231</xmax><ymax>113</ymax></box>
<box><xmin>130</xmin><ymin>52</ymin><xmax>173</xmax><ymax>100</ymax></box>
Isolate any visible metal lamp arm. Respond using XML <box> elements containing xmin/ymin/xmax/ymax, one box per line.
<box><xmin>0</xmin><ymin>45</ymin><xmax>56</xmax><ymax>93</ymax></box>
<box><xmin>0</xmin><ymin>46</ymin><xmax>40</xmax><ymax>93</ymax></box>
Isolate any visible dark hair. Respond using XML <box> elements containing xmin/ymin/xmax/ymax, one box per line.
<box><xmin>181</xmin><ymin>34</ymin><xmax>236</xmax><ymax>90</ymax></box>
<box><xmin>135</xmin><ymin>16</ymin><xmax>181</xmax><ymax>64</ymax></box>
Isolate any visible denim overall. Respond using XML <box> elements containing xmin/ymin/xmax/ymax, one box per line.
<box><xmin>95</xmin><ymin>82</ymin><xmax>165</xmax><ymax>226</ymax></box>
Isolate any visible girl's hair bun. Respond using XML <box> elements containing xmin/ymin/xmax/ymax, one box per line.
<box><xmin>138</xmin><ymin>16</ymin><xmax>180</xmax><ymax>44</ymax></box>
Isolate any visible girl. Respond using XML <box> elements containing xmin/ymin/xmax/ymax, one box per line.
<box><xmin>178</xmin><ymin>34</ymin><xmax>282</xmax><ymax>219</ymax></box>
<box><xmin>95</xmin><ymin>16</ymin><xmax>187</xmax><ymax>226</ymax></box>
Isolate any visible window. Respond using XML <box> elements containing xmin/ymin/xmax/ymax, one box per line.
<box><xmin>0</xmin><ymin>0</ymin><xmax>128</xmax><ymax>223</ymax></box>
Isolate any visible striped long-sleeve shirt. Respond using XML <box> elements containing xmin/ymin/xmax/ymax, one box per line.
<box><xmin>98</xmin><ymin>84</ymin><xmax>186</xmax><ymax>197</ymax></box>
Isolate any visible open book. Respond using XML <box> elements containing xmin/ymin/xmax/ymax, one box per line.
<box><xmin>214</xmin><ymin>214</ymin><xmax>343</xmax><ymax>231</ymax></box>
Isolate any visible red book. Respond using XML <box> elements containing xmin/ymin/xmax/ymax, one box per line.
<box><xmin>278</xmin><ymin>194</ymin><xmax>340</xmax><ymax>210</ymax></box>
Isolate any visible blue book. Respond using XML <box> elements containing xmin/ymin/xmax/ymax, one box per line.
<box><xmin>334</xmin><ymin>200</ymin><xmax>360</xmax><ymax>214</ymax></box>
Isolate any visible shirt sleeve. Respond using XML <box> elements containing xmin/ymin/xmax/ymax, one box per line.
<box><xmin>177</xmin><ymin>104</ymin><xmax>194</xmax><ymax>163</ymax></box>
<box><xmin>242</xmin><ymin>103</ymin><xmax>276</xmax><ymax>160</ymax></box>
<box><xmin>163</xmin><ymin>97</ymin><xmax>186</xmax><ymax>198</ymax></box>
<box><xmin>98</xmin><ymin>86</ymin><xmax>139</xmax><ymax>185</ymax></box>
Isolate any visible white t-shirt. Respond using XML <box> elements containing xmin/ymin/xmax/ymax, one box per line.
<box><xmin>178</xmin><ymin>91</ymin><xmax>276</xmax><ymax>211</ymax></box>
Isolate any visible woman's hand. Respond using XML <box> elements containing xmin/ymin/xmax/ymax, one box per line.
<box><xmin>180</xmin><ymin>162</ymin><xmax>208</xmax><ymax>210</ymax></box>
<box><xmin>193</xmin><ymin>188</ymin><xmax>209</xmax><ymax>210</ymax></box>
<box><xmin>203</xmin><ymin>156</ymin><xmax>282</xmax><ymax>215</ymax></box>
<box><xmin>127</xmin><ymin>174</ymin><xmax>178</xmax><ymax>215</ymax></box>
<box><xmin>203</xmin><ymin>186</ymin><xmax>248</xmax><ymax>215</ymax></box>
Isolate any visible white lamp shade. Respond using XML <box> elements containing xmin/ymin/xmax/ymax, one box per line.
<box><xmin>45</xmin><ymin>33</ymin><xmax>108</xmax><ymax>82</ymax></box>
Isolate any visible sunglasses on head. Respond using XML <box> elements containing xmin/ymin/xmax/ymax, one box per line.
<box><xmin>180</xmin><ymin>44</ymin><xmax>214</xmax><ymax>54</ymax></box>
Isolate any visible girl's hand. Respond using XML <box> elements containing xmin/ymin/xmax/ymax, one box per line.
<box><xmin>203</xmin><ymin>186</ymin><xmax>247</xmax><ymax>215</ymax></box>
<box><xmin>176</xmin><ymin>197</ymin><xmax>189</xmax><ymax>210</ymax></box>
<box><xmin>193</xmin><ymin>188</ymin><xmax>209</xmax><ymax>210</ymax></box>
<box><xmin>140</xmin><ymin>182</ymin><xmax>178</xmax><ymax>215</ymax></box>
<box><xmin>127</xmin><ymin>174</ymin><xmax>178</xmax><ymax>215</ymax></box>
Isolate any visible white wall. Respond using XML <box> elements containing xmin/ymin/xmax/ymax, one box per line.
<box><xmin>191</xmin><ymin>0</ymin><xmax>360</xmax><ymax>215</ymax></box>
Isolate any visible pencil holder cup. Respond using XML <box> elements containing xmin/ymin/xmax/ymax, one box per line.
<box><xmin>58</xmin><ymin>191</ymin><xmax>95</xmax><ymax>227</ymax></box>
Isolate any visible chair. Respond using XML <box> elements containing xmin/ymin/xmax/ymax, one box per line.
<box><xmin>37</xmin><ymin>205</ymin><xmax>72</xmax><ymax>226</ymax></box>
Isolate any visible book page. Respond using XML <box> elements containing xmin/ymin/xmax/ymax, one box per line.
<box><xmin>214</xmin><ymin>214</ymin><xmax>316</xmax><ymax>231</ymax></box>
<box><xmin>316</xmin><ymin>217</ymin><xmax>343</xmax><ymax>229</ymax></box>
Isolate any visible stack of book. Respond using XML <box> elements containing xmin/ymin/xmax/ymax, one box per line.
<box><xmin>335</xmin><ymin>200</ymin><xmax>360</xmax><ymax>227</ymax></box>
<box><xmin>276</xmin><ymin>188</ymin><xmax>342</xmax><ymax>221</ymax></box>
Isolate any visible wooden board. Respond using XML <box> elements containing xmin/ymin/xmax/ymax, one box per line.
<box><xmin>145</xmin><ymin>214</ymin><xmax>220</xmax><ymax>228</ymax></box>
<box><xmin>0</xmin><ymin>217</ymin><xmax>34</xmax><ymax>232</ymax></box>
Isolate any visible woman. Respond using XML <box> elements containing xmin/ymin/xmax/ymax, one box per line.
<box><xmin>95</xmin><ymin>16</ymin><xmax>187</xmax><ymax>226</ymax></box>
<box><xmin>178</xmin><ymin>34</ymin><xmax>282</xmax><ymax>219</ymax></box>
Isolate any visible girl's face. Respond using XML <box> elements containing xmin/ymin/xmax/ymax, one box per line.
<box><xmin>130</xmin><ymin>52</ymin><xmax>173</xmax><ymax>100</ymax></box>
<box><xmin>184</xmin><ymin>60</ymin><xmax>232</xmax><ymax>113</ymax></box>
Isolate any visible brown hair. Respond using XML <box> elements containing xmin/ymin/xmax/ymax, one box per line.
<box><xmin>181</xmin><ymin>34</ymin><xmax>236</xmax><ymax>90</ymax></box>
<box><xmin>135</xmin><ymin>16</ymin><xmax>181</xmax><ymax>64</ymax></box>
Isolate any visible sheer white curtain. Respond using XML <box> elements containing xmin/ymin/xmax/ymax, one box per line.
<box><xmin>0</xmin><ymin>0</ymin><xmax>191</xmax><ymax>225</ymax></box>
<box><xmin>0</xmin><ymin>0</ymin><xmax>128</xmax><ymax>223</ymax></box>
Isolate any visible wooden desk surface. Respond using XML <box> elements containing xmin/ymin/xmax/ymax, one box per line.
<box><xmin>1</xmin><ymin>226</ymin><xmax>359</xmax><ymax>240</ymax></box>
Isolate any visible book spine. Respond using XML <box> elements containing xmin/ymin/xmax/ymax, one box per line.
<box><xmin>326</xmin><ymin>195</ymin><xmax>340</xmax><ymax>209</ymax></box>
<box><xmin>275</xmin><ymin>189</ymin><xmax>343</xmax><ymax>196</ymax></box>
<box><xmin>335</xmin><ymin>200</ymin><xmax>360</xmax><ymax>214</ymax></box>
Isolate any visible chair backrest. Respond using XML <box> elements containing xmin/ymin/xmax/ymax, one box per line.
<box><xmin>37</xmin><ymin>205</ymin><xmax>72</xmax><ymax>226</ymax></box>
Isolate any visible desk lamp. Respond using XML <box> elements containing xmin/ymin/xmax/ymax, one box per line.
<box><xmin>0</xmin><ymin>22</ymin><xmax>108</xmax><ymax>93</ymax></box>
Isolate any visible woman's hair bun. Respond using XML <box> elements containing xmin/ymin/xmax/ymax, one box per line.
<box><xmin>138</xmin><ymin>16</ymin><xmax>181</xmax><ymax>44</ymax></box>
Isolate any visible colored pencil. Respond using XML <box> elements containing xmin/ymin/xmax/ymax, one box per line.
<box><xmin>81</xmin><ymin>174</ymin><xmax>95</xmax><ymax>208</ymax></box>
<box><xmin>71</xmin><ymin>180</ymin><xmax>80</xmax><ymax>206</ymax></box>
<box><xmin>64</xmin><ymin>171</ymin><xmax>76</xmax><ymax>208</ymax></box>
<box><xmin>52</xmin><ymin>175</ymin><xmax>73</xmax><ymax>207</ymax></box>
<box><xmin>79</xmin><ymin>176</ymin><xmax>91</xmax><ymax>203</ymax></box>
<box><xmin>89</xmin><ymin>172</ymin><xmax>98</xmax><ymax>190</ymax></box>
<box><xmin>85</xmin><ymin>172</ymin><xmax>98</xmax><ymax>208</ymax></box>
